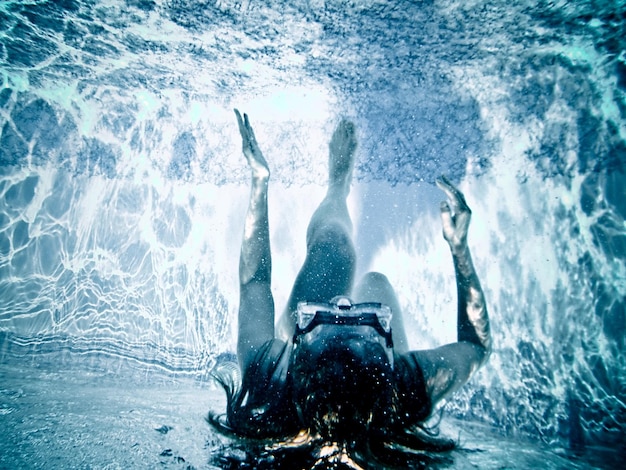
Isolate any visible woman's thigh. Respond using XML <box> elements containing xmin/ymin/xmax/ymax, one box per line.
<box><xmin>277</xmin><ymin>224</ymin><xmax>356</xmax><ymax>340</ymax></box>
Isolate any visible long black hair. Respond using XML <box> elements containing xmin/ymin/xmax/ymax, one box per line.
<box><xmin>208</xmin><ymin>341</ymin><xmax>455</xmax><ymax>469</ymax></box>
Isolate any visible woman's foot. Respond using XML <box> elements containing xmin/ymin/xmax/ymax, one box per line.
<box><xmin>328</xmin><ymin>120</ymin><xmax>357</xmax><ymax>195</ymax></box>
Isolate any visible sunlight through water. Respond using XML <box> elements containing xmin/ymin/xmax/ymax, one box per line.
<box><xmin>1</xmin><ymin>0</ymin><xmax>625</xmax><ymax>466</ymax></box>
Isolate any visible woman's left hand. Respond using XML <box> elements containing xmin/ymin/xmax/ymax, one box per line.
<box><xmin>235</xmin><ymin>109</ymin><xmax>270</xmax><ymax>179</ymax></box>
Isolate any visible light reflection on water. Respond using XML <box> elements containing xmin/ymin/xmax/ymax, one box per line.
<box><xmin>0</xmin><ymin>0</ymin><xmax>624</xmax><ymax>459</ymax></box>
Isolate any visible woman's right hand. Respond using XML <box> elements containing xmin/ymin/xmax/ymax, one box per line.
<box><xmin>436</xmin><ymin>175</ymin><xmax>472</xmax><ymax>254</ymax></box>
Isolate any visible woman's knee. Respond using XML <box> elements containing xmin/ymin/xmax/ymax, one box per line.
<box><xmin>354</xmin><ymin>272</ymin><xmax>396</xmax><ymax>303</ymax></box>
<box><xmin>360</xmin><ymin>271</ymin><xmax>391</xmax><ymax>287</ymax></box>
<box><xmin>356</xmin><ymin>271</ymin><xmax>392</xmax><ymax>293</ymax></box>
<box><xmin>308</xmin><ymin>223</ymin><xmax>356</xmax><ymax>266</ymax></box>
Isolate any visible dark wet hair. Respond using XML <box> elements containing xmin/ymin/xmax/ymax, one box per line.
<box><xmin>290</xmin><ymin>336</ymin><xmax>395</xmax><ymax>443</ymax></box>
<box><xmin>208</xmin><ymin>343</ymin><xmax>299</xmax><ymax>439</ymax></box>
<box><xmin>208</xmin><ymin>341</ymin><xmax>455</xmax><ymax>468</ymax></box>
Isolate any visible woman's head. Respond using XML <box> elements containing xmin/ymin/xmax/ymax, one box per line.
<box><xmin>210</xmin><ymin>329</ymin><xmax>455</xmax><ymax>469</ymax></box>
<box><xmin>291</xmin><ymin>328</ymin><xmax>395</xmax><ymax>443</ymax></box>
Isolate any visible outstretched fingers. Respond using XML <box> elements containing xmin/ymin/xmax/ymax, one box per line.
<box><xmin>234</xmin><ymin>108</ymin><xmax>245</xmax><ymax>131</ymax></box>
<box><xmin>234</xmin><ymin>109</ymin><xmax>269</xmax><ymax>178</ymax></box>
<box><xmin>436</xmin><ymin>175</ymin><xmax>472</xmax><ymax>250</ymax></box>
<box><xmin>436</xmin><ymin>175</ymin><xmax>470</xmax><ymax>214</ymax></box>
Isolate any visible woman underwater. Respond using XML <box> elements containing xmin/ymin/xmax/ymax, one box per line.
<box><xmin>210</xmin><ymin>110</ymin><xmax>492</xmax><ymax>469</ymax></box>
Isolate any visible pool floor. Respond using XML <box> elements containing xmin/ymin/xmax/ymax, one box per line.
<box><xmin>0</xmin><ymin>358</ymin><xmax>614</xmax><ymax>469</ymax></box>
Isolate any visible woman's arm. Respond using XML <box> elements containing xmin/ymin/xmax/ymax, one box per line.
<box><xmin>410</xmin><ymin>176</ymin><xmax>491</xmax><ymax>405</ymax></box>
<box><xmin>438</xmin><ymin>175</ymin><xmax>491</xmax><ymax>354</ymax></box>
<box><xmin>234</xmin><ymin>110</ymin><xmax>275</xmax><ymax>371</ymax></box>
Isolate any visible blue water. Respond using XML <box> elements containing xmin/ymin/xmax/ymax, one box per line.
<box><xmin>0</xmin><ymin>0</ymin><xmax>624</xmax><ymax>468</ymax></box>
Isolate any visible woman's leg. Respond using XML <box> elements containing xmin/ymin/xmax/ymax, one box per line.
<box><xmin>276</xmin><ymin>120</ymin><xmax>358</xmax><ymax>340</ymax></box>
<box><xmin>353</xmin><ymin>272</ymin><xmax>409</xmax><ymax>353</ymax></box>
